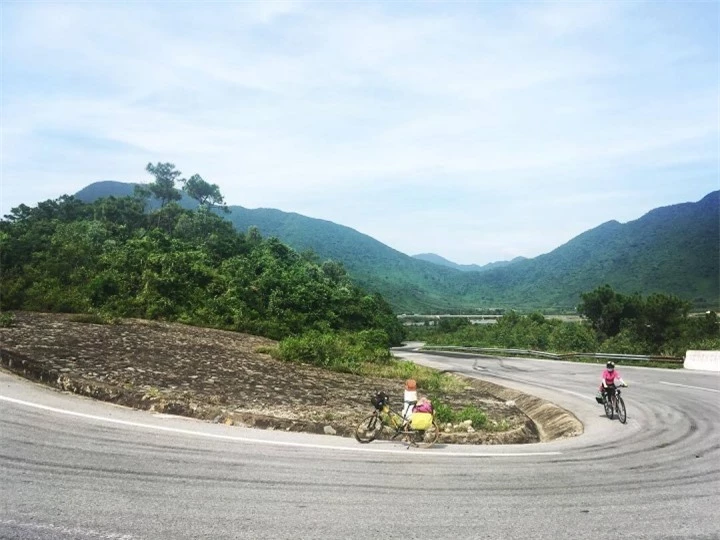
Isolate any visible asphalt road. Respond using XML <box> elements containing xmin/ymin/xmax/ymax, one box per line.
<box><xmin>1</xmin><ymin>346</ymin><xmax>718</xmax><ymax>540</ymax></box>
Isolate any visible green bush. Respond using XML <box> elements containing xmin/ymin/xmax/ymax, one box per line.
<box><xmin>0</xmin><ymin>312</ymin><xmax>15</xmax><ymax>328</ymax></box>
<box><xmin>277</xmin><ymin>330</ymin><xmax>390</xmax><ymax>373</ymax></box>
<box><xmin>431</xmin><ymin>400</ymin><xmax>454</xmax><ymax>425</ymax></box>
<box><xmin>415</xmin><ymin>371</ymin><xmax>445</xmax><ymax>393</ymax></box>
<box><xmin>456</xmin><ymin>406</ymin><xmax>488</xmax><ymax>428</ymax></box>
<box><xmin>598</xmin><ymin>329</ymin><xmax>648</xmax><ymax>355</ymax></box>
<box><xmin>430</xmin><ymin>399</ymin><xmax>487</xmax><ymax>429</ymax></box>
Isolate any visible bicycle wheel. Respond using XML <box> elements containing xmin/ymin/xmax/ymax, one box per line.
<box><xmin>616</xmin><ymin>396</ymin><xmax>627</xmax><ymax>424</ymax></box>
<box><xmin>414</xmin><ymin>419</ymin><xmax>441</xmax><ymax>449</ymax></box>
<box><xmin>355</xmin><ymin>414</ymin><xmax>383</xmax><ymax>443</ymax></box>
<box><xmin>604</xmin><ymin>396</ymin><xmax>614</xmax><ymax>419</ymax></box>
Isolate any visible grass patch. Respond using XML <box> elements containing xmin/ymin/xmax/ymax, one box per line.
<box><xmin>356</xmin><ymin>358</ymin><xmax>465</xmax><ymax>393</ymax></box>
<box><xmin>487</xmin><ymin>419</ymin><xmax>511</xmax><ymax>431</ymax></box>
<box><xmin>142</xmin><ymin>386</ymin><xmax>162</xmax><ymax>399</ymax></box>
<box><xmin>275</xmin><ymin>330</ymin><xmax>391</xmax><ymax>373</ymax></box>
<box><xmin>431</xmin><ymin>401</ymin><xmax>488</xmax><ymax>429</ymax></box>
<box><xmin>0</xmin><ymin>312</ymin><xmax>16</xmax><ymax>328</ymax></box>
<box><xmin>562</xmin><ymin>357</ymin><xmax>684</xmax><ymax>370</ymax></box>
<box><xmin>455</xmin><ymin>406</ymin><xmax>488</xmax><ymax>427</ymax></box>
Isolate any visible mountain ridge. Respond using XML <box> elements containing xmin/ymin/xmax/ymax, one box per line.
<box><xmin>74</xmin><ymin>182</ymin><xmax>720</xmax><ymax>312</ymax></box>
<box><xmin>412</xmin><ymin>252</ymin><xmax>528</xmax><ymax>272</ymax></box>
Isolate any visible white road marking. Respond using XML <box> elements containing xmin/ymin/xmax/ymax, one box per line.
<box><xmin>0</xmin><ymin>519</ymin><xmax>137</xmax><ymax>539</ymax></box>
<box><xmin>0</xmin><ymin>394</ymin><xmax>561</xmax><ymax>457</ymax></box>
<box><xmin>659</xmin><ymin>381</ymin><xmax>720</xmax><ymax>394</ymax></box>
<box><xmin>550</xmin><ymin>387</ymin><xmax>594</xmax><ymax>400</ymax></box>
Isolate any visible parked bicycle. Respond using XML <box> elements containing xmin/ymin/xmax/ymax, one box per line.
<box><xmin>354</xmin><ymin>392</ymin><xmax>441</xmax><ymax>448</ymax></box>
<box><xmin>601</xmin><ymin>384</ymin><xmax>627</xmax><ymax>423</ymax></box>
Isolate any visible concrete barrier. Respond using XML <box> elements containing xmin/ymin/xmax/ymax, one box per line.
<box><xmin>684</xmin><ymin>350</ymin><xmax>720</xmax><ymax>372</ymax></box>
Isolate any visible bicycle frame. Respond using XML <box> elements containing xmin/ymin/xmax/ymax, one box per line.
<box><xmin>355</xmin><ymin>399</ymin><xmax>440</xmax><ymax>447</ymax></box>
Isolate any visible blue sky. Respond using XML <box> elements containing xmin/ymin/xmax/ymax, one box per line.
<box><xmin>1</xmin><ymin>1</ymin><xmax>718</xmax><ymax>265</ymax></box>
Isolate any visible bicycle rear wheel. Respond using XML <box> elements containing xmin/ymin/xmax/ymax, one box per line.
<box><xmin>414</xmin><ymin>419</ymin><xmax>441</xmax><ymax>449</ymax></box>
<box><xmin>616</xmin><ymin>396</ymin><xmax>627</xmax><ymax>424</ymax></box>
<box><xmin>355</xmin><ymin>414</ymin><xmax>383</xmax><ymax>443</ymax></box>
<box><xmin>604</xmin><ymin>396</ymin><xmax>614</xmax><ymax>419</ymax></box>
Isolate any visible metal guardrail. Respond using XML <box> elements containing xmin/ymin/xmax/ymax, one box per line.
<box><xmin>419</xmin><ymin>346</ymin><xmax>684</xmax><ymax>364</ymax></box>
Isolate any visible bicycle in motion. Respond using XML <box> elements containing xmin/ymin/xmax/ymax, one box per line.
<box><xmin>601</xmin><ymin>384</ymin><xmax>628</xmax><ymax>423</ymax></box>
<box><xmin>354</xmin><ymin>392</ymin><xmax>441</xmax><ymax>448</ymax></box>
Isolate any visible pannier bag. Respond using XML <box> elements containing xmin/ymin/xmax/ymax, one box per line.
<box><xmin>410</xmin><ymin>412</ymin><xmax>433</xmax><ymax>430</ymax></box>
<box><xmin>413</xmin><ymin>398</ymin><xmax>433</xmax><ymax>413</ymax></box>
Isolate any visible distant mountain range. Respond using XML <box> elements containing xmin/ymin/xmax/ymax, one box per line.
<box><xmin>74</xmin><ymin>182</ymin><xmax>719</xmax><ymax>313</ymax></box>
<box><xmin>412</xmin><ymin>253</ymin><xmax>527</xmax><ymax>272</ymax></box>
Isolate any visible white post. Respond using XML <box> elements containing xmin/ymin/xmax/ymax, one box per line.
<box><xmin>402</xmin><ymin>389</ymin><xmax>417</xmax><ymax>421</ymax></box>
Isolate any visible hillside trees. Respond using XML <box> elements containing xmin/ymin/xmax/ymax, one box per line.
<box><xmin>181</xmin><ymin>174</ymin><xmax>228</xmax><ymax>212</ymax></box>
<box><xmin>0</xmin><ymin>172</ymin><xmax>405</xmax><ymax>347</ymax></box>
<box><xmin>576</xmin><ymin>284</ymin><xmax>706</xmax><ymax>354</ymax></box>
<box><xmin>409</xmin><ymin>284</ymin><xmax>717</xmax><ymax>356</ymax></box>
<box><xmin>142</xmin><ymin>162</ymin><xmax>183</xmax><ymax>207</ymax></box>
<box><xmin>410</xmin><ymin>311</ymin><xmax>598</xmax><ymax>353</ymax></box>
<box><xmin>577</xmin><ymin>284</ymin><xmax>642</xmax><ymax>339</ymax></box>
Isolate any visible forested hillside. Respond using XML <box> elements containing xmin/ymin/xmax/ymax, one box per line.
<box><xmin>455</xmin><ymin>191</ymin><xmax>719</xmax><ymax>310</ymax></box>
<box><xmin>75</xmin><ymin>182</ymin><xmax>466</xmax><ymax>313</ymax></box>
<box><xmin>74</xmin><ymin>182</ymin><xmax>719</xmax><ymax>313</ymax></box>
<box><xmin>1</xmin><ymin>191</ymin><xmax>404</xmax><ymax>345</ymax></box>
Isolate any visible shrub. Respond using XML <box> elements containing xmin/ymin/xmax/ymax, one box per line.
<box><xmin>432</xmin><ymin>400</ymin><xmax>454</xmax><ymax>425</ymax></box>
<box><xmin>277</xmin><ymin>330</ymin><xmax>390</xmax><ymax>373</ymax></box>
<box><xmin>456</xmin><ymin>406</ymin><xmax>488</xmax><ymax>428</ymax></box>
<box><xmin>0</xmin><ymin>312</ymin><xmax>15</xmax><ymax>328</ymax></box>
<box><xmin>430</xmin><ymin>400</ymin><xmax>488</xmax><ymax>429</ymax></box>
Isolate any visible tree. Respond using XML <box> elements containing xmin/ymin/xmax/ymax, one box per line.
<box><xmin>181</xmin><ymin>174</ymin><xmax>228</xmax><ymax>212</ymax></box>
<box><xmin>577</xmin><ymin>284</ymin><xmax>626</xmax><ymax>338</ymax></box>
<box><xmin>247</xmin><ymin>226</ymin><xmax>263</xmax><ymax>245</ymax></box>
<box><xmin>144</xmin><ymin>162</ymin><xmax>182</xmax><ymax>208</ymax></box>
<box><xmin>635</xmin><ymin>293</ymin><xmax>691</xmax><ymax>350</ymax></box>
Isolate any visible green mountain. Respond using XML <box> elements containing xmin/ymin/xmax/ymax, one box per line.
<box><xmin>453</xmin><ymin>191</ymin><xmax>719</xmax><ymax>310</ymax></box>
<box><xmin>74</xmin><ymin>182</ymin><xmax>465</xmax><ymax>313</ymax></box>
<box><xmin>413</xmin><ymin>253</ymin><xmax>527</xmax><ymax>272</ymax></box>
<box><xmin>74</xmin><ymin>183</ymin><xmax>719</xmax><ymax>312</ymax></box>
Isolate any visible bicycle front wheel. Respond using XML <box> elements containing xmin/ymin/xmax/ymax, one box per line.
<box><xmin>616</xmin><ymin>396</ymin><xmax>627</xmax><ymax>424</ymax></box>
<box><xmin>415</xmin><ymin>419</ymin><xmax>441</xmax><ymax>449</ymax></box>
<box><xmin>604</xmin><ymin>397</ymin><xmax>614</xmax><ymax>419</ymax></box>
<box><xmin>355</xmin><ymin>414</ymin><xmax>383</xmax><ymax>443</ymax></box>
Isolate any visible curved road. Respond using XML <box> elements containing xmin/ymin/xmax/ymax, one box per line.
<box><xmin>1</xmin><ymin>346</ymin><xmax>718</xmax><ymax>540</ymax></box>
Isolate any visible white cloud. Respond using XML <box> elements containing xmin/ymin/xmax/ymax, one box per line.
<box><xmin>1</xmin><ymin>1</ymin><xmax>717</xmax><ymax>264</ymax></box>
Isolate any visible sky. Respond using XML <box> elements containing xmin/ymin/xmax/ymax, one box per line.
<box><xmin>1</xmin><ymin>1</ymin><xmax>718</xmax><ymax>265</ymax></box>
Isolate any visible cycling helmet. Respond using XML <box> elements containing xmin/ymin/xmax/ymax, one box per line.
<box><xmin>606</xmin><ymin>361</ymin><xmax>615</xmax><ymax>370</ymax></box>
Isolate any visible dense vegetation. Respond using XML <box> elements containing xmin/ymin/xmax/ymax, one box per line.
<box><xmin>0</xmin><ymin>164</ymin><xmax>404</xmax><ymax>347</ymax></box>
<box><xmin>76</xmin><ymin>182</ymin><xmax>719</xmax><ymax>313</ymax></box>
<box><xmin>406</xmin><ymin>285</ymin><xmax>719</xmax><ymax>357</ymax></box>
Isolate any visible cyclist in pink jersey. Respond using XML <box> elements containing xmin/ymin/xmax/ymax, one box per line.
<box><xmin>597</xmin><ymin>361</ymin><xmax>627</xmax><ymax>401</ymax></box>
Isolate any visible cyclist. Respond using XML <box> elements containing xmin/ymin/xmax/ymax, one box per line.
<box><xmin>597</xmin><ymin>361</ymin><xmax>627</xmax><ymax>402</ymax></box>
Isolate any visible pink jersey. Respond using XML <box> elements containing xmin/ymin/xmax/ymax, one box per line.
<box><xmin>602</xmin><ymin>369</ymin><xmax>622</xmax><ymax>386</ymax></box>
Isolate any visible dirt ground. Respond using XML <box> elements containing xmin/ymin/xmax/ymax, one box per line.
<box><xmin>0</xmin><ymin>311</ymin><xmax>582</xmax><ymax>444</ymax></box>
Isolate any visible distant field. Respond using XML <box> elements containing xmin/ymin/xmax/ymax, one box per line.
<box><xmin>398</xmin><ymin>313</ymin><xmax>584</xmax><ymax>325</ymax></box>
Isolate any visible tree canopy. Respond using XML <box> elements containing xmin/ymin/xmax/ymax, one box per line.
<box><xmin>0</xmin><ymin>166</ymin><xmax>404</xmax><ymax>346</ymax></box>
